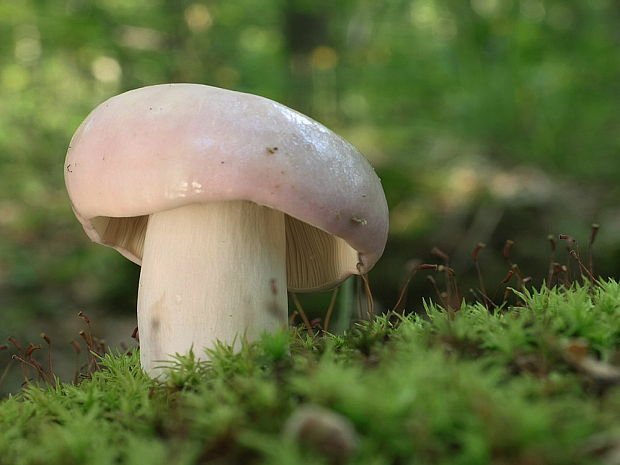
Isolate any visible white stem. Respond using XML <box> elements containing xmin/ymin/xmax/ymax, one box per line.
<box><xmin>137</xmin><ymin>201</ymin><xmax>287</xmax><ymax>376</ymax></box>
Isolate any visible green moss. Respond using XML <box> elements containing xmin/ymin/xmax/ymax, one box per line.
<box><xmin>1</xmin><ymin>283</ymin><xmax>620</xmax><ymax>465</ymax></box>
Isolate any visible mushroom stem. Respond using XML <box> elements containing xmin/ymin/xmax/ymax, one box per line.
<box><xmin>137</xmin><ymin>200</ymin><xmax>287</xmax><ymax>376</ymax></box>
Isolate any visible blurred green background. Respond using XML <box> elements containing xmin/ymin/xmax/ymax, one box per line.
<box><xmin>1</xmin><ymin>0</ymin><xmax>620</xmax><ymax>382</ymax></box>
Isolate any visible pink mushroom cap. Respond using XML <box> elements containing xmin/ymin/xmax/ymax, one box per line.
<box><xmin>65</xmin><ymin>84</ymin><xmax>388</xmax><ymax>291</ymax></box>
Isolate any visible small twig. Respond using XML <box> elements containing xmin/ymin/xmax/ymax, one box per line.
<box><xmin>552</xmin><ymin>263</ymin><xmax>570</xmax><ymax>287</ymax></box>
<box><xmin>25</xmin><ymin>355</ymin><xmax>54</xmax><ymax>384</ymax></box>
<box><xmin>79</xmin><ymin>329</ymin><xmax>92</xmax><ymax>348</ymax></box>
<box><xmin>24</xmin><ymin>344</ymin><xmax>41</xmax><ymax>358</ymax></box>
<box><xmin>501</xmin><ymin>269</ymin><xmax>515</xmax><ymax>284</ymax></box>
<box><xmin>78</xmin><ymin>310</ymin><xmax>91</xmax><ymax>326</ymax></box>
<box><xmin>79</xmin><ymin>330</ymin><xmax>98</xmax><ymax>372</ymax></box>
<box><xmin>290</xmin><ymin>293</ymin><xmax>313</xmax><ymax>333</ymax></box>
<box><xmin>69</xmin><ymin>339</ymin><xmax>82</xmax><ymax>384</ymax></box>
<box><xmin>511</xmin><ymin>263</ymin><xmax>526</xmax><ymax>291</ymax></box>
<box><xmin>357</xmin><ymin>263</ymin><xmax>374</xmax><ymax>320</ymax></box>
<box><xmin>559</xmin><ymin>234</ymin><xmax>577</xmax><ymax>282</ymax></box>
<box><xmin>501</xmin><ymin>239</ymin><xmax>526</xmax><ymax>292</ymax></box>
<box><xmin>492</xmin><ymin>269</ymin><xmax>514</xmax><ymax>304</ymax></box>
<box><xmin>427</xmin><ymin>275</ymin><xmax>451</xmax><ymax>312</ymax></box>
<box><xmin>11</xmin><ymin>355</ymin><xmax>32</xmax><ymax>385</ymax></box>
<box><xmin>502</xmin><ymin>287</ymin><xmax>514</xmax><ymax>303</ymax></box>
<box><xmin>546</xmin><ymin>234</ymin><xmax>557</xmax><ymax>286</ymax></box>
<box><xmin>355</xmin><ymin>276</ymin><xmax>363</xmax><ymax>320</ymax></box>
<box><xmin>569</xmin><ymin>249</ymin><xmax>599</xmax><ymax>285</ymax></box>
<box><xmin>323</xmin><ymin>288</ymin><xmax>339</xmax><ymax>333</ymax></box>
<box><xmin>8</xmin><ymin>337</ymin><xmax>26</xmax><ymax>382</ymax></box>
<box><xmin>41</xmin><ymin>333</ymin><xmax>53</xmax><ymax>375</ymax></box>
<box><xmin>78</xmin><ymin>311</ymin><xmax>103</xmax><ymax>371</ymax></box>
<box><xmin>587</xmin><ymin>224</ymin><xmax>599</xmax><ymax>277</ymax></box>
<box><xmin>431</xmin><ymin>247</ymin><xmax>450</xmax><ymax>265</ymax></box>
<box><xmin>559</xmin><ymin>234</ymin><xmax>599</xmax><ymax>285</ymax></box>
<box><xmin>11</xmin><ymin>354</ymin><xmax>53</xmax><ymax>385</ymax></box>
<box><xmin>8</xmin><ymin>336</ymin><xmax>23</xmax><ymax>352</ymax></box>
<box><xmin>472</xmin><ymin>242</ymin><xmax>493</xmax><ymax>308</ymax></box>
<box><xmin>469</xmin><ymin>288</ymin><xmax>489</xmax><ymax>305</ymax></box>
<box><xmin>393</xmin><ymin>264</ymin><xmax>438</xmax><ymax>313</ymax></box>
<box><xmin>438</xmin><ymin>265</ymin><xmax>459</xmax><ymax>311</ymax></box>
<box><xmin>431</xmin><ymin>247</ymin><xmax>458</xmax><ymax>309</ymax></box>
<box><xmin>503</xmin><ymin>240</ymin><xmax>515</xmax><ymax>264</ymax></box>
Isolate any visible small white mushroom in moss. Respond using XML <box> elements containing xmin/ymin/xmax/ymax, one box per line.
<box><xmin>64</xmin><ymin>84</ymin><xmax>388</xmax><ymax>377</ymax></box>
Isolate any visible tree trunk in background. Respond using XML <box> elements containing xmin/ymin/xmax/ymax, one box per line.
<box><xmin>281</xmin><ymin>2</ymin><xmax>328</xmax><ymax>114</ymax></box>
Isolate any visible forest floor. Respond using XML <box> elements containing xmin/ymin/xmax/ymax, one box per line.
<box><xmin>1</xmin><ymin>281</ymin><xmax>620</xmax><ymax>465</ymax></box>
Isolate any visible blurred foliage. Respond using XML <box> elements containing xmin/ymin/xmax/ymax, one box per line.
<box><xmin>1</xmin><ymin>0</ymin><xmax>620</xmax><ymax>342</ymax></box>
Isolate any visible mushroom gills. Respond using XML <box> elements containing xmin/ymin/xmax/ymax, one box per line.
<box><xmin>285</xmin><ymin>216</ymin><xmax>359</xmax><ymax>292</ymax></box>
<box><xmin>95</xmin><ymin>215</ymin><xmax>147</xmax><ymax>259</ymax></box>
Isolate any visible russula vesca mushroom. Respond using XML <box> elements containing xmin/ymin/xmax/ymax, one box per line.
<box><xmin>65</xmin><ymin>83</ymin><xmax>388</xmax><ymax>376</ymax></box>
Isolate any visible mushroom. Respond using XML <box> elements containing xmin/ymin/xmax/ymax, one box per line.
<box><xmin>64</xmin><ymin>84</ymin><xmax>388</xmax><ymax>376</ymax></box>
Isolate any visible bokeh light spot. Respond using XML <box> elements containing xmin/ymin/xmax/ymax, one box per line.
<box><xmin>118</xmin><ymin>26</ymin><xmax>164</xmax><ymax>51</ymax></box>
<box><xmin>15</xmin><ymin>37</ymin><xmax>41</xmax><ymax>64</ymax></box>
<box><xmin>185</xmin><ymin>3</ymin><xmax>213</xmax><ymax>32</ymax></box>
<box><xmin>91</xmin><ymin>56</ymin><xmax>122</xmax><ymax>83</ymax></box>
<box><xmin>410</xmin><ymin>1</ymin><xmax>457</xmax><ymax>41</ymax></box>
<box><xmin>239</xmin><ymin>27</ymin><xmax>272</xmax><ymax>53</ymax></box>
<box><xmin>410</xmin><ymin>0</ymin><xmax>440</xmax><ymax>28</ymax></box>
<box><xmin>470</xmin><ymin>0</ymin><xmax>502</xmax><ymax>18</ymax></box>
<box><xmin>310</xmin><ymin>46</ymin><xmax>338</xmax><ymax>71</ymax></box>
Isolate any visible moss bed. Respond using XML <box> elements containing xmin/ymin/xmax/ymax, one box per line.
<box><xmin>1</xmin><ymin>282</ymin><xmax>620</xmax><ymax>465</ymax></box>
